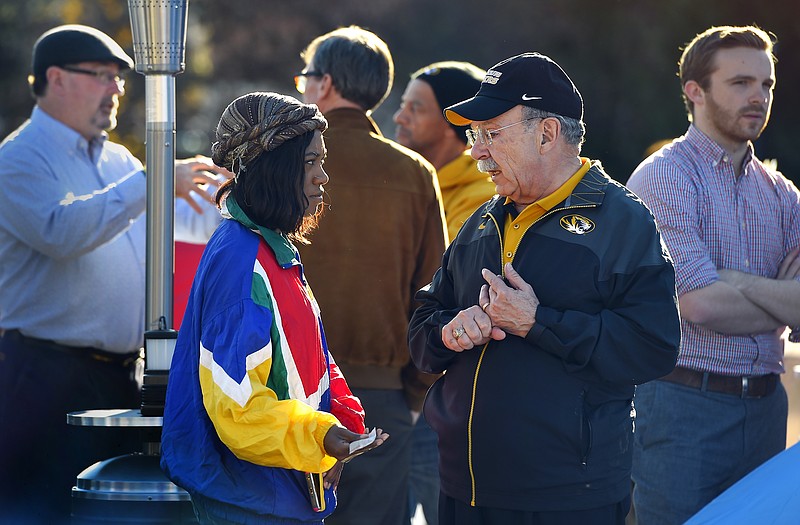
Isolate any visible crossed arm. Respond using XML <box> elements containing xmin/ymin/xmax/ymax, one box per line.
<box><xmin>680</xmin><ymin>247</ymin><xmax>800</xmax><ymax>334</ymax></box>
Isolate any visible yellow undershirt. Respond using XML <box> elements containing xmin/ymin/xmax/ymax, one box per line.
<box><xmin>501</xmin><ymin>158</ymin><xmax>590</xmax><ymax>265</ymax></box>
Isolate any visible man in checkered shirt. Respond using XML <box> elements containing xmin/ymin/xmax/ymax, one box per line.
<box><xmin>627</xmin><ymin>25</ymin><xmax>800</xmax><ymax>525</ymax></box>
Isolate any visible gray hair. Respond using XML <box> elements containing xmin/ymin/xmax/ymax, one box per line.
<box><xmin>301</xmin><ymin>26</ymin><xmax>393</xmax><ymax>113</ymax></box>
<box><xmin>523</xmin><ymin>106</ymin><xmax>585</xmax><ymax>150</ymax></box>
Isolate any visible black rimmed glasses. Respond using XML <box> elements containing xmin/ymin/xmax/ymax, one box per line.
<box><xmin>60</xmin><ymin>66</ymin><xmax>126</xmax><ymax>89</ymax></box>
<box><xmin>465</xmin><ymin>117</ymin><xmax>541</xmax><ymax>147</ymax></box>
<box><xmin>294</xmin><ymin>70</ymin><xmax>323</xmax><ymax>94</ymax></box>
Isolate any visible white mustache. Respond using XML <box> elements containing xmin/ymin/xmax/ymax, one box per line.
<box><xmin>477</xmin><ymin>159</ymin><xmax>499</xmax><ymax>173</ymax></box>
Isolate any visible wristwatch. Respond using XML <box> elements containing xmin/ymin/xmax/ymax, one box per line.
<box><xmin>789</xmin><ymin>327</ymin><xmax>800</xmax><ymax>343</ymax></box>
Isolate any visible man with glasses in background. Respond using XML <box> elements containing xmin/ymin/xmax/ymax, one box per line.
<box><xmin>0</xmin><ymin>25</ymin><xmax>224</xmax><ymax>524</ymax></box>
<box><xmin>294</xmin><ymin>26</ymin><xmax>447</xmax><ymax>525</ymax></box>
<box><xmin>408</xmin><ymin>53</ymin><xmax>681</xmax><ymax>525</ymax></box>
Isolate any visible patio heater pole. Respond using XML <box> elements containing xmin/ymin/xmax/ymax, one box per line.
<box><xmin>127</xmin><ymin>0</ymin><xmax>189</xmax><ymax>416</ymax></box>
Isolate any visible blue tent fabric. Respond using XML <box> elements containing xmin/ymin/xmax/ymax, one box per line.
<box><xmin>685</xmin><ymin>442</ymin><xmax>800</xmax><ymax>524</ymax></box>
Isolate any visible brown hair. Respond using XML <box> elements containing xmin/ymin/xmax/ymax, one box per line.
<box><xmin>678</xmin><ymin>25</ymin><xmax>776</xmax><ymax>116</ymax></box>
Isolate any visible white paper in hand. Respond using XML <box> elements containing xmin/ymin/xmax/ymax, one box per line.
<box><xmin>343</xmin><ymin>428</ymin><xmax>378</xmax><ymax>463</ymax></box>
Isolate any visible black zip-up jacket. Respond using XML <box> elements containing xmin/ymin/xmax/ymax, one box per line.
<box><xmin>408</xmin><ymin>162</ymin><xmax>680</xmax><ymax>512</ymax></box>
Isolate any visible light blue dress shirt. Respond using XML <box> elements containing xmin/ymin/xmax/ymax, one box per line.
<box><xmin>0</xmin><ymin>106</ymin><xmax>219</xmax><ymax>353</ymax></box>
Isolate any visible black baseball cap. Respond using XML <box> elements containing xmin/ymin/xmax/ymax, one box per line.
<box><xmin>444</xmin><ymin>53</ymin><xmax>583</xmax><ymax>126</ymax></box>
<box><xmin>32</xmin><ymin>24</ymin><xmax>133</xmax><ymax>79</ymax></box>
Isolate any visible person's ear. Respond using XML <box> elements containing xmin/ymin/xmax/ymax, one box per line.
<box><xmin>44</xmin><ymin>66</ymin><xmax>65</xmax><ymax>94</ymax></box>
<box><xmin>539</xmin><ymin>117</ymin><xmax>558</xmax><ymax>150</ymax></box>
<box><xmin>684</xmin><ymin>80</ymin><xmax>705</xmax><ymax>107</ymax></box>
<box><xmin>318</xmin><ymin>73</ymin><xmax>334</xmax><ymax>99</ymax></box>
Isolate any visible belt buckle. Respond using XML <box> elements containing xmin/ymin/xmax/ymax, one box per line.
<box><xmin>741</xmin><ymin>376</ymin><xmax>749</xmax><ymax>399</ymax></box>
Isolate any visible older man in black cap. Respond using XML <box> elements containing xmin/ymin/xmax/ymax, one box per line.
<box><xmin>0</xmin><ymin>25</ymin><xmax>222</xmax><ymax>524</ymax></box>
<box><xmin>407</xmin><ymin>53</ymin><xmax>681</xmax><ymax>525</ymax></box>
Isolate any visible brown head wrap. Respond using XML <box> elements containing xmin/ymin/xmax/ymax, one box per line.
<box><xmin>211</xmin><ymin>92</ymin><xmax>327</xmax><ymax>172</ymax></box>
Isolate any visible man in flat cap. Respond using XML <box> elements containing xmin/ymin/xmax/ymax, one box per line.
<box><xmin>408</xmin><ymin>53</ymin><xmax>681</xmax><ymax>524</ymax></box>
<box><xmin>393</xmin><ymin>60</ymin><xmax>496</xmax><ymax>524</ymax></box>
<box><xmin>0</xmin><ymin>24</ymin><xmax>223</xmax><ymax>524</ymax></box>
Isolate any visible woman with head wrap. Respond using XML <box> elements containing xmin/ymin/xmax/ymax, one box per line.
<box><xmin>161</xmin><ymin>92</ymin><xmax>387</xmax><ymax>524</ymax></box>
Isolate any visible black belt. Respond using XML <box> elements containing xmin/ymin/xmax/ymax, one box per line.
<box><xmin>659</xmin><ymin>366</ymin><xmax>779</xmax><ymax>399</ymax></box>
<box><xmin>0</xmin><ymin>329</ymin><xmax>141</xmax><ymax>367</ymax></box>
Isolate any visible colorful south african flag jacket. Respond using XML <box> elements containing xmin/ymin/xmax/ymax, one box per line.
<box><xmin>161</xmin><ymin>198</ymin><xmax>365</xmax><ymax>522</ymax></box>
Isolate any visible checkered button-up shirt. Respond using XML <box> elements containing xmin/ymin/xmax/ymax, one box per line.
<box><xmin>628</xmin><ymin>125</ymin><xmax>800</xmax><ymax>375</ymax></box>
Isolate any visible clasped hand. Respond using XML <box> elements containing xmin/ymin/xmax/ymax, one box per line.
<box><xmin>442</xmin><ymin>262</ymin><xmax>540</xmax><ymax>351</ymax></box>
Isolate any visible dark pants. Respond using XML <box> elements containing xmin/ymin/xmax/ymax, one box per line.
<box><xmin>632</xmin><ymin>379</ymin><xmax>787</xmax><ymax>525</ymax></box>
<box><xmin>326</xmin><ymin>388</ymin><xmax>414</xmax><ymax>525</ymax></box>
<box><xmin>439</xmin><ymin>492</ymin><xmax>630</xmax><ymax>525</ymax></box>
<box><xmin>0</xmin><ymin>331</ymin><xmax>141</xmax><ymax>525</ymax></box>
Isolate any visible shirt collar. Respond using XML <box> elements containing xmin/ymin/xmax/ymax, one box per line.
<box><xmin>31</xmin><ymin>106</ymin><xmax>108</xmax><ymax>162</ymax></box>
<box><xmin>323</xmin><ymin>107</ymin><xmax>382</xmax><ymax>137</ymax></box>
<box><xmin>223</xmin><ymin>194</ymin><xmax>301</xmax><ymax>268</ymax></box>
<box><xmin>686</xmin><ymin>124</ymin><xmax>755</xmax><ymax>172</ymax></box>
<box><xmin>502</xmin><ymin>157</ymin><xmax>591</xmax><ymax>216</ymax></box>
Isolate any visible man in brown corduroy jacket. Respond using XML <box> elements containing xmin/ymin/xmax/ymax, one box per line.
<box><xmin>295</xmin><ymin>25</ymin><xmax>448</xmax><ymax>525</ymax></box>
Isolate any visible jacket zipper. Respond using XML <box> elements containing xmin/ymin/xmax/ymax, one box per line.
<box><xmin>485</xmin><ymin>212</ymin><xmax>504</xmax><ymax>273</ymax></box>
<box><xmin>530</xmin><ymin>203</ymin><xmax>597</xmax><ymax>229</ymax></box>
<box><xmin>465</xmin><ymin>212</ymin><xmax>504</xmax><ymax>506</ymax></box>
<box><xmin>467</xmin><ymin>341</ymin><xmax>489</xmax><ymax>506</ymax></box>
<box><xmin>579</xmin><ymin>389</ymin><xmax>592</xmax><ymax>468</ymax></box>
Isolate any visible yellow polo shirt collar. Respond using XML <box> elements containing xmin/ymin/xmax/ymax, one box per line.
<box><xmin>501</xmin><ymin>158</ymin><xmax>590</xmax><ymax>265</ymax></box>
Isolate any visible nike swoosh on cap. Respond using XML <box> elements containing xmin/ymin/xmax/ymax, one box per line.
<box><xmin>521</xmin><ymin>94</ymin><xmax>542</xmax><ymax>100</ymax></box>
